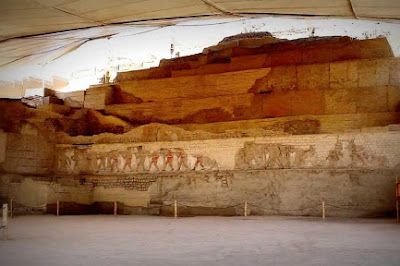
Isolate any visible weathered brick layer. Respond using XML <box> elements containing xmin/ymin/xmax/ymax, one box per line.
<box><xmin>104</xmin><ymin>57</ymin><xmax>400</xmax><ymax>124</ymax></box>
<box><xmin>116</xmin><ymin>37</ymin><xmax>393</xmax><ymax>81</ymax></box>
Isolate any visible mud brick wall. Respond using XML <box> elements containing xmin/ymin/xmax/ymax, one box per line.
<box><xmin>2</xmin><ymin>130</ymin><xmax>399</xmax><ymax>217</ymax></box>
<box><xmin>54</xmin><ymin>131</ymin><xmax>400</xmax><ymax>175</ymax></box>
<box><xmin>114</xmin><ymin>68</ymin><xmax>271</xmax><ymax>103</ymax></box>
<box><xmin>116</xmin><ymin>57</ymin><xmax>399</xmax><ymax>100</ymax></box>
<box><xmin>1</xmin><ymin>133</ymin><xmax>54</xmax><ymax>175</ymax></box>
<box><xmin>116</xmin><ymin>37</ymin><xmax>393</xmax><ymax>81</ymax></box>
<box><xmin>1</xmin><ymin>36</ymin><xmax>400</xmax><ymax>218</ymax></box>
<box><xmin>0</xmin><ymin>129</ymin><xmax>6</xmax><ymax>162</ymax></box>
<box><xmin>54</xmin><ymin>91</ymin><xmax>84</xmax><ymax>108</ymax></box>
<box><xmin>103</xmin><ymin>57</ymin><xmax>400</xmax><ymax>125</ymax></box>
<box><xmin>84</xmin><ymin>85</ymin><xmax>114</xmax><ymax>110</ymax></box>
<box><xmin>2</xmin><ymin>169</ymin><xmax>398</xmax><ymax>218</ymax></box>
<box><xmin>151</xmin><ymin>169</ymin><xmax>398</xmax><ymax>218</ymax></box>
<box><xmin>55</xmin><ymin>113</ymin><xmax>400</xmax><ymax>145</ymax></box>
<box><xmin>0</xmin><ymin>174</ymin><xmax>93</xmax><ymax>207</ymax></box>
<box><xmin>94</xmin><ymin>37</ymin><xmax>399</xmax><ymax>126</ymax></box>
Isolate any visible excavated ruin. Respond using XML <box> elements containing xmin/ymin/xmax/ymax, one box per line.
<box><xmin>1</xmin><ymin>33</ymin><xmax>400</xmax><ymax>217</ymax></box>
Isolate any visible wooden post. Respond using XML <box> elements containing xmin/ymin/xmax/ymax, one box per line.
<box><xmin>105</xmin><ymin>71</ymin><xmax>110</xmax><ymax>84</ymax></box>
<box><xmin>10</xmin><ymin>199</ymin><xmax>13</xmax><ymax>219</ymax></box>
<box><xmin>174</xmin><ymin>200</ymin><xmax>178</xmax><ymax>219</ymax></box>
<box><xmin>2</xmin><ymin>203</ymin><xmax>8</xmax><ymax>240</ymax></box>
<box><xmin>244</xmin><ymin>201</ymin><xmax>248</xmax><ymax>217</ymax></box>
<box><xmin>114</xmin><ymin>201</ymin><xmax>117</xmax><ymax>216</ymax></box>
<box><xmin>396</xmin><ymin>177</ymin><xmax>399</xmax><ymax>222</ymax></box>
<box><xmin>322</xmin><ymin>201</ymin><xmax>326</xmax><ymax>220</ymax></box>
<box><xmin>56</xmin><ymin>200</ymin><xmax>60</xmax><ymax>216</ymax></box>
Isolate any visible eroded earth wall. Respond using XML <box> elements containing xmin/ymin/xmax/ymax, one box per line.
<box><xmin>1</xmin><ymin>34</ymin><xmax>400</xmax><ymax>217</ymax></box>
<box><xmin>1</xmin><ymin>130</ymin><xmax>399</xmax><ymax>217</ymax></box>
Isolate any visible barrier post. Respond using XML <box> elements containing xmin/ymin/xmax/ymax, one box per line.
<box><xmin>244</xmin><ymin>201</ymin><xmax>248</xmax><ymax>217</ymax></box>
<box><xmin>396</xmin><ymin>177</ymin><xmax>399</xmax><ymax>222</ymax></box>
<box><xmin>174</xmin><ymin>200</ymin><xmax>178</xmax><ymax>219</ymax></box>
<box><xmin>322</xmin><ymin>201</ymin><xmax>326</xmax><ymax>220</ymax></box>
<box><xmin>2</xmin><ymin>204</ymin><xmax>8</xmax><ymax>240</ymax></box>
<box><xmin>56</xmin><ymin>200</ymin><xmax>60</xmax><ymax>216</ymax></box>
<box><xmin>114</xmin><ymin>201</ymin><xmax>117</xmax><ymax>216</ymax></box>
<box><xmin>10</xmin><ymin>199</ymin><xmax>13</xmax><ymax>219</ymax></box>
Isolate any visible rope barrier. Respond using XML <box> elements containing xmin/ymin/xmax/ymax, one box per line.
<box><xmin>325</xmin><ymin>203</ymin><xmax>346</xmax><ymax>209</ymax></box>
<box><xmin>247</xmin><ymin>202</ymin><xmax>321</xmax><ymax>212</ymax></box>
<box><xmin>11</xmin><ymin>201</ymin><xmax>46</xmax><ymax>209</ymax></box>
<box><xmin>177</xmin><ymin>202</ymin><xmax>243</xmax><ymax>209</ymax></box>
<box><xmin>169</xmin><ymin>201</ymin><xmax>327</xmax><ymax>219</ymax></box>
<box><xmin>160</xmin><ymin>203</ymin><xmax>174</xmax><ymax>207</ymax></box>
<box><xmin>122</xmin><ymin>203</ymin><xmax>175</xmax><ymax>208</ymax></box>
<box><xmin>6</xmin><ymin>201</ymin><xmax>375</xmax><ymax>212</ymax></box>
<box><xmin>324</xmin><ymin>203</ymin><xmax>373</xmax><ymax>212</ymax></box>
<box><xmin>154</xmin><ymin>201</ymin><xmax>373</xmax><ymax>213</ymax></box>
<box><xmin>5</xmin><ymin>199</ymin><xmax>380</xmax><ymax>217</ymax></box>
<box><xmin>170</xmin><ymin>200</ymin><xmax>383</xmax><ymax>218</ymax></box>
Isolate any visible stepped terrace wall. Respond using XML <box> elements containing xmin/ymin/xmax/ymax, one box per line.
<box><xmin>1</xmin><ymin>35</ymin><xmax>399</xmax><ymax>218</ymax></box>
<box><xmin>1</xmin><ymin>130</ymin><xmax>399</xmax><ymax>217</ymax></box>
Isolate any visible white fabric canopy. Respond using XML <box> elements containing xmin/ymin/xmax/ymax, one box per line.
<box><xmin>1</xmin><ymin>0</ymin><xmax>399</xmax><ymax>40</ymax></box>
<box><xmin>0</xmin><ymin>0</ymin><xmax>399</xmax><ymax>70</ymax></box>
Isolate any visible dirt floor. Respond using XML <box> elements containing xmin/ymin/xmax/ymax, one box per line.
<box><xmin>0</xmin><ymin>215</ymin><xmax>399</xmax><ymax>266</ymax></box>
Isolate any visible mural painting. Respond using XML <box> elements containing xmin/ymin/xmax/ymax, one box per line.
<box><xmin>56</xmin><ymin>146</ymin><xmax>218</xmax><ymax>174</ymax></box>
<box><xmin>235</xmin><ymin>142</ymin><xmax>316</xmax><ymax>170</ymax></box>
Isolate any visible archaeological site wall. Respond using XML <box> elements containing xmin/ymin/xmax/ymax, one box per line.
<box><xmin>0</xmin><ymin>34</ymin><xmax>399</xmax><ymax>217</ymax></box>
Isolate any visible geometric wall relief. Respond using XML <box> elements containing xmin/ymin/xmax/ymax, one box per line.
<box><xmin>56</xmin><ymin>145</ymin><xmax>218</xmax><ymax>175</ymax></box>
<box><xmin>84</xmin><ymin>175</ymin><xmax>160</xmax><ymax>191</ymax></box>
<box><xmin>82</xmin><ymin>171</ymin><xmax>233</xmax><ymax>191</ymax></box>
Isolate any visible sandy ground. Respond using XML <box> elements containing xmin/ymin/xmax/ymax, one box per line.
<box><xmin>0</xmin><ymin>215</ymin><xmax>399</xmax><ymax>266</ymax></box>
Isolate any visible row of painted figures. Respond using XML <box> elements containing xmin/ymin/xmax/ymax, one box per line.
<box><xmin>57</xmin><ymin>146</ymin><xmax>218</xmax><ymax>173</ymax></box>
<box><xmin>235</xmin><ymin>139</ymin><xmax>386</xmax><ymax>169</ymax></box>
<box><xmin>235</xmin><ymin>143</ymin><xmax>316</xmax><ymax>169</ymax></box>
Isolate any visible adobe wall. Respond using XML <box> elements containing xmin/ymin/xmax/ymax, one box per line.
<box><xmin>1</xmin><ymin>35</ymin><xmax>399</xmax><ymax>218</ymax></box>
<box><xmin>54</xmin><ymin>131</ymin><xmax>400</xmax><ymax>174</ymax></box>
<box><xmin>106</xmin><ymin>57</ymin><xmax>400</xmax><ymax>125</ymax></box>
<box><xmin>1</xmin><ymin>130</ymin><xmax>399</xmax><ymax>217</ymax></box>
